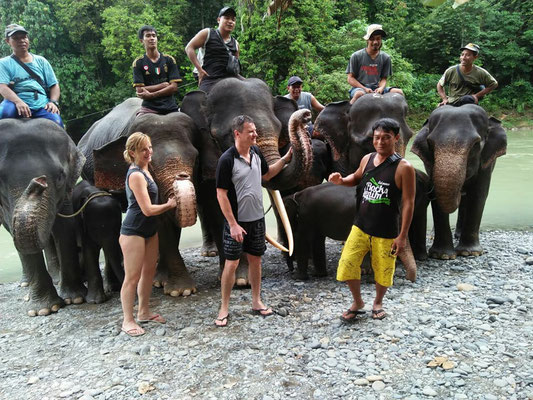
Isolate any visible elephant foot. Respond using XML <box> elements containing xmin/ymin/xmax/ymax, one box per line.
<box><xmin>455</xmin><ymin>244</ymin><xmax>483</xmax><ymax>257</ymax></box>
<box><xmin>200</xmin><ymin>243</ymin><xmax>218</xmax><ymax>257</ymax></box>
<box><xmin>59</xmin><ymin>283</ymin><xmax>87</xmax><ymax>305</ymax></box>
<box><xmin>20</xmin><ymin>280</ymin><xmax>29</xmax><ymax>288</ymax></box>
<box><xmin>292</xmin><ymin>270</ymin><xmax>309</xmax><ymax>281</ymax></box>
<box><xmin>163</xmin><ymin>275</ymin><xmax>197</xmax><ymax>297</ymax></box>
<box><xmin>85</xmin><ymin>287</ymin><xmax>107</xmax><ymax>304</ymax></box>
<box><xmin>311</xmin><ymin>268</ymin><xmax>328</xmax><ymax>278</ymax></box>
<box><xmin>414</xmin><ymin>251</ymin><xmax>428</xmax><ymax>261</ymax></box>
<box><xmin>153</xmin><ymin>270</ymin><xmax>168</xmax><ymax>288</ymax></box>
<box><xmin>27</xmin><ymin>294</ymin><xmax>65</xmax><ymax>317</ymax></box>
<box><xmin>428</xmin><ymin>245</ymin><xmax>457</xmax><ymax>260</ymax></box>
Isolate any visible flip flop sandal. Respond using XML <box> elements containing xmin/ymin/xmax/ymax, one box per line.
<box><xmin>371</xmin><ymin>309</ymin><xmax>387</xmax><ymax>320</ymax></box>
<box><xmin>340</xmin><ymin>308</ymin><xmax>366</xmax><ymax>323</ymax></box>
<box><xmin>121</xmin><ymin>327</ymin><xmax>145</xmax><ymax>337</ymax></box>
<box><xmin>251</xmin><ymin>308</ymin><xmax>274</xmax><ymax>317</ymax></box>
<box><xmin>214</xmin><ymin>314</ymin><xmax>230</xmax><ymax>327</ymax></box>
<box><xmin>138</xmin><ymin>314</ymin><xmax>166</xmax><ymax>324</ymax></box>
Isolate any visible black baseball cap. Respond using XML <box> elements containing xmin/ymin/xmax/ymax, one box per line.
<box><xmin>5</xmin><ymin>24</ymin><xmax>28</xmax><ymax>38</ymax></box>
<box><xmin>218</xmin><ymin>6</ymin><xmax>236</xmax><ymax>18</ymax></box>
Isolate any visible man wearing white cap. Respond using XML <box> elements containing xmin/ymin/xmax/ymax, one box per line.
<box><xmin>437</xmin><ymin>43</ymin><xmax>498</xmax><ymax>107</ymax></box>
<box><xmin>346</xmin><ymin>24</ymin><xmax>403</xmax><ymax>105</ymax></box>
<box><xmin>0</xmin><ymin>24</ymin><xmax>63</xmax><ymax>127</ymax></box>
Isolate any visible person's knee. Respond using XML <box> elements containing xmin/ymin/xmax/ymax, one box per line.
<box><xmin>391</xmin><ymin>88</ymin><xmax>404</xmax><ymax>95</ymax></box>
<box><xmin>0</xmin><ymin>100</ymin><xmax>18</xmax><ymax>119</ymax></box>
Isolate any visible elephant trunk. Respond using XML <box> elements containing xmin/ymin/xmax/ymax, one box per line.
<box><xmin>152</xmin><ymin>160</ymin><xmax>197</xmax><ymax>228</ymax></box>
<box><xmin>12</xmin><ymin>176</ymin><xmax>54</xmax><ymax>254</ymax></box>
<box><xmin>433</xmin><ymin>148</ymin><xmax>467</xmax><ymax>214</ymax></box>
<box><xmin>260</xmin><ymin>109</ymin><xmax>313</xmax><ymax>190</ymax></box>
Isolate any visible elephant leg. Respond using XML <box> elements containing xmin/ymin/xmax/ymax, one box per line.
<box><xmin>235</xmin><ymin>254</ymin><xmax>250</xmax><ymax>287</ymax></box>
<box><xmin>102</xmin><ymin>241</ymin><xmax>124</xmax><ymax>292</ymax></box>
<box><xmin>158</xmin><ymin>215</ymin><xmax>196</xmax><ymax>297</ymax></box>
<box><xmin>293</xmin><ymin>231</ymin><xmax>310</xmax><ymax>280</ymax></box>
<box><xmin>455</xmin><ymin>201</ymin><xmax>466</xmax><ymax>240</ymax></box>
<box><xmin>456</xmin><ymin>166</ymin><xmax>494</xmax><ymax>256</ymax></box>
<box><xmin>311</xmin><ymin>235</ymin><xmax>327</xmax><ymax>277</ymax></box>
<box><xmin>197</xmin><ymin>181</ymin><xmax>219</xmax><ymax>257</ymax></box>
<box><xmin>44</xmin><ymin>237</ymin><xmax>60</xmax><ymax>284</ymax></box>
<box><xmin>428</xmin><ymin>200</ymin><xmax>456</xmax><ymax>260</ymax></box>
<box><xmin>82</xmin><ymin>236</ymin><xmax>106</xmax><ymax>304</ymax></box>
<box><xmin>52</xmin><ymin>202</ymin><xmax>87</xmax><ymax>304</ymax></box>
<box><xmin>19</xmin><ymin>252</ymin><xmax>64</xmax><ymax>316</ymax></box>
<box><xmin>409</xmin><ymin>206</ymin><xmax>428</xmax><ymax>261</ymax></box>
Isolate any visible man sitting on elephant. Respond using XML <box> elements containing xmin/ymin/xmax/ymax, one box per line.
<box><xmin>329</xmin><ymin>118</ymin><xmax>415</xmax><ymax>322</ymax></box>
<box><xmin>133</xmin><ymin>25</ymin><xmax>181</xmax><ymax>115</ymax></box>
<box><xmin>0</xmin><ymin>24</ymin><xmax>63</xmax><ymax>127</ymax></box>
<box><xmin>346</xmin><ymin>24</ymin><xmax>404</xmax><ymax>105</ymax></box>
<box><xmin>185</xmin><ymin>6</ymin><xmax>241</xmax><ymax>94</ymax></box>
<box><xmin>437</xmin><ymin>43</ymin><xmax>498</xmax><ymax>107</ymax></box>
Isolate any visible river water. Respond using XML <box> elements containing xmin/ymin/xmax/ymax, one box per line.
<box><xmin>1</xmin><ymin>129</ymin><xmax>531</xmax><ymax>283</ymax></box>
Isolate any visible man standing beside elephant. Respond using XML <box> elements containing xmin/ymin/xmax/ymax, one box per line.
<box><xmin>437</xmin><ymin>43</ymin><xmax>498</xmax><ymax>107</ymax></box>
<box><xmin>133</xmin><ymin>25</ymin><xmax>181</xmax><ymax>115</ymax></box>
<box><xmin>346</xmin><ymin>24</ymin><xmax>404</xmax><ymax>105</ymax></box>
<box><xmin>185</xmin><ymin>6</ymin><xmax>241</xmax><ymax>94</ymax></box>
<box><xmin>0</xmin><ymin>24</ymin><xmax>63</xmax><ymax>127</ymax></box>
<box><xmin>329</xmin><ymin>118</ymin><xmax>415</xmax><ymax>321</ymax></box>
<box><xmin>214</xmin><ymin>115</ymin><xmax>292</xmax><ymax>327</ymax></box>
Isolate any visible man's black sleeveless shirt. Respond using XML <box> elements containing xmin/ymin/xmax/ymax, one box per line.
<box><xmin>354</xmin><ymin>153</ymin><xmax>402</xmax><ymax>239</ymax></box>
<box><xmin>203</xmin><ymin>28</ymin><xmax>238</xmax><ymax>79</ymax></box>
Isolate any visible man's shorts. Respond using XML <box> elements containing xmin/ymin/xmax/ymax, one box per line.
<box><xmin>222</xmin><ymin>217</ymin><xmax>266</xmax><ymax>260</ymax></box>
<box><xmin>349</xmin><ymin>85</ymin><xmax>392</xmax><ymax>98</ymax></box>
<box><xmin>336</xmin><ymin>225</ymin><xmax>397</xmax><ymax>287</ymax></box>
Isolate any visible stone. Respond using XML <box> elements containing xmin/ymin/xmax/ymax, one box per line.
<box><xmin>422</xmin><ymin>387</ymin><xmax>438</xmax><ymax>396</ymax></box>
<box><xmin>27</xmin><ymin>376</ymin><xmax>39</xmax><ymax>384</ymax></box>
<box><xmin>366</xmin><ymin>375</ymin><xmax>383</xmax><ymax>382</ymax></box>
<box><xmin>372</xmin><ymin>380</ymin><xmax>385</xmax><ymax>391</ymax></box>
<box><xmin>525</xmin><ymin>256</ymin><xmax>533</xmax><ymax>265</ymax></box>
<box><xmin>138</xmin><ymin>381</ymin><xmax>155</xmax><ymax>394</ymax></box>
<box><xmin>354</xmin><ymin>378</ymin><xmax>370</xmax><ymax>386</ymax></box>
<box><xmin>457</xmin><ymin>283</ymin><xmax>475</xmax><ymax>291</ymax></box>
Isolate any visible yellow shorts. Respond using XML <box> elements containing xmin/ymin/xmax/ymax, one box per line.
<box><xmin>336</xmin><ymin>225</ymin><xmax>397</xmax><ymax>287</ymax></box>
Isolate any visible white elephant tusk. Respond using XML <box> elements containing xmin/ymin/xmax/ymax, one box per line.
<box><xmin>265</xmin><ymin>232</ymin><xmax>289</xmax><ymax>253</ymax></box>
<box><xmin>268</xmin><ymin>189</ymin><xmax>294</xmax><ymax>256</ymax></box>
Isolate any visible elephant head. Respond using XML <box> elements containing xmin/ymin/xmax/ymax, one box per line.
<box><xmin>183</xmin><ymin>78</ymin><xmax>313</xmax><ymax>192</ymax></box>
<box><xmin>0</xmin><ymin>119</ymin><xmax>85</xmax><ymax>254</ymax></box>
<box><xmin>314</xmin><ymin>93</ymin><xmax>414</xmax><ymax>176</ymax></box>
<box><xmin>411</xmin><ymin>104</ymin><xmax>507</xmax><ymax>214</ymax></box>
<box><xmin>92</xmin><ymin>112</ymin><xmax>200</xmax><ymax>228</ymax></box>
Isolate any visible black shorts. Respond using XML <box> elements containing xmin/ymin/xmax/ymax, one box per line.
<box><xmin>223</xmin><ymin>218</ymin><xmax>266</xmax><ymax>260</ymax></box>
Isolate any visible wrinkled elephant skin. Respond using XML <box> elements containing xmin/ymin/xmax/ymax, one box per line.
<box><xmin>411</xmin><ymin>104</ymin><xmax>507</xmax><ymax>259</ymax></box>
<box><xmin>0</xmin><ymin>119</ymin><xmax>86</xmax><ymax>316</ymax></box>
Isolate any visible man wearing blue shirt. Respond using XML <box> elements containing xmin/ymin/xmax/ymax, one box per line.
<box><xmin>0</xmin><ymin>24</ymin><xmax>63</xmax><ymax>127</ymax></box>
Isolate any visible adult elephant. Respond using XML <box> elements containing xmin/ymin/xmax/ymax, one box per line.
<box><xmin>0</xmin><ymin>119</ymin><xmax>87</xmax><ymax>316</ymax></box>
<box><xmin>78</xmin><ymin>98</ymin><xmax>200</xmax><ymax>297</ymax></box>
<box><xmin>313</xmin><ymin>93</ymin><xmax>414</xmax><ymax>175</ymax></box>
<box><xmin>411</xmin><ymin>104</ymin><xmax>507</xmax><ymax>259</ymax></box>
<box><xmin>181</xmin><ymin>78</ymin><xmax>313</xmax><ymax>284</ymax></box>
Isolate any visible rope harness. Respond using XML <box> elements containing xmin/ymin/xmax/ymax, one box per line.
<box><xmin>57</xmin><ymin>192</ymin><xmax>112</xmax><ymax>218</ymax></box>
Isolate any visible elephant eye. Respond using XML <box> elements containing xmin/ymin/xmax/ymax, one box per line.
<box><xmin>56</xmin><ymin>170</ymin><xmax>66</xmax><ymax>187</ymax></box>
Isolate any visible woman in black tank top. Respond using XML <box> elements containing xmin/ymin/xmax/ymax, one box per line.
<box><xmin>119</xmin><ymin>132</ymin><xmax>176</xmax><ymax>337</ymax></box>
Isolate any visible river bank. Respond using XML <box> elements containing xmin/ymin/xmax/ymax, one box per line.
<box><xmin>1</xmin><ymin>230</ymin><xmax>532</xmax><ymax>400</ymax></box>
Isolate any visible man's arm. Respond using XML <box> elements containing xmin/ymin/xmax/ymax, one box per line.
<box><xmin>310</xmin><ymin>94</ymin><xmax>324</xmax><ymax>112</ymax></box>
<box><xmin>216</xmin><ymin>188</ymin><xmax>246</xmax><ymax>242</ymax></box>
<box><xmin>473</xmin><ymin>81</ymin><xmax>498</xmax><ymax>103</ymax></box>
<box><xmin>437</xmin><ymin>82</ymin><xmax>448</xmax><ymax>106</ymax></box>
<box><xmin>185</xmin><ymin>28</ymin><xmax>209</xmax><ymax>83</ymax></box>
<box><xmin>391</xmin><ymin>160</ymin><xmax>416</xmax><ymax>254</ymax></box>
<box><xmin>347</xmin><ymin>73</ymin><xmax>373</xmax><ymax>93</ymax></box>
<box><xmin>262</xmin><ymin>148</ymin><xmax>293</xmax><ymax>181</ymax></box>
<box><xmin>44</xmin><ymin>84</ymin><xmax>60</xmax><ymax>114</ymax></box>
<box><xmin>0</xmin><ymin>83</ymin><xmax>31</xmax><ymax>117</ymax></box>
<box><xmin>375</xmin><ymin>77</ymin><xmax>387</xmax><ymax>94</ymax></box>
<box><xmin>136</xmin><ymin>82</ymin><xmax>178</xmax><ymax>100</ymax></box>
<box><xmin>328</xmin><ymin>153</ymin><xmax>370</xmax><ymax>186</ymax></box>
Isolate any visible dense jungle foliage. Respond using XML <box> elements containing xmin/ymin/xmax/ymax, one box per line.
<box><xmin>1</xmin><ymin>0</ymin><xmax>532</xmax><ymax>134</ymax></box>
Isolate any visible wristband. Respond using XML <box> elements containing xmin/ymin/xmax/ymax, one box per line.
<box><xmin>49</xmin><ymin>100</ymin><xmax>59</xmax><ymax>107</ymax></box>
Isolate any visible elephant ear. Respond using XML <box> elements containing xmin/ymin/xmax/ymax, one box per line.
<box><xmin>314</xmin><ymin>101</ymin><xmax>351</xmax><ymax>161</ymax></box>
<box><xmin>66</xmin><ymin>135</ymin><xmax>86</xmax><ymax>197</ymax></box>
<box><xmin>481</xmin><ymin>117</ymin><xmax>507</xmax><ymax>169</ymax></box>
<box><xmin>411</xmin><ymin>119</ymin><xmax>433</xmax><ymax>168</ymax></box>
<box><xmin>93</xmin><ymin>136</ymin><xmax>128</xmax><ymax>191</ymax></box>
<box><xmin>273</xmin><ymin>95</ymin><xmax>298</xmax><ymax>148</ymax></box>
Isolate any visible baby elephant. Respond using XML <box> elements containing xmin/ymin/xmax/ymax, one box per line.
<box><xmin>284</xmin><ymin>170</ymin><xmax>430</xmax><ymax>281</ymax></box>
<box><xmin>72</xmin><ymin>180</ymin><xmax>124</xmax><ymax>302</ymax></box>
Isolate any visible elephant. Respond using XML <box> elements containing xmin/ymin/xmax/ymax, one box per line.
<box><xmin>411</xmin><ymin>104</ymin><xmax>507</xmax><ymax>259</ymax></box>
<box><xmin>313</xmin><ymin>93</ymin><xmax>414</xmax><ymax>175</ymax></box>
<box><xmin>284</xmin><ymin>169</ymin><xmax>431</xmax><ymax>281</ymax></box>
<box><xmin>78</xmin><ymin>98</ymin><xmax>200</xmax><ymax>297</ymax></box>
<box><xmin>72</xmin><ymin>180</ymin><xmax>123</xmax><ymax>295</ymax></box>
<box><xmin>180</xmin><ymin>78</ymin><xmax>314</xmax><ymax>285</ymax></box>
<box><xmin>0</xmin><ymin>118</ymin><xmax>87</xmax><ymax>316</ymax></box>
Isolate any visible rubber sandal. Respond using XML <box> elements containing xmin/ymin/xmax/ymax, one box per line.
<box><xmin>340</xmin><ymin>308</ymin><xmax>366</xmax><ymax>323</ymax></box>
<box><xmin>371</xmin><ymin>309</ymin><xmax>387</xmax><ymax>320</ymax></box>
<box><xmin>138</xmin><ymin>313</ymin><xmax>166</xmax><ymax>324</ymax></box>
<box><xmin>251</xmin><ymin>308</ymin><xmax>274</xmax><ymax>317</ymax></box>
<box><xmin>215</xmin><ymin>314</ymin><xmax>230</xmax><ymax>327</ymax></box>
<box><xmin>121</xmin><ymin>327</ymin><xmax>145</xmax><ymax>337</ymax></box>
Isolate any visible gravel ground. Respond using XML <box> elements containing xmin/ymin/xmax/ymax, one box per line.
<box><xmin>0</xmin><ymin>230</ymin><xmax>532</xmax><ymax>400</ymax></box>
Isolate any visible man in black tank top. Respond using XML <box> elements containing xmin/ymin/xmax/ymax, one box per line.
<box><xmin>185</xmin><ymin>6</ymin><xmax>241</xmax><ymax>94</ymax></box>
<box><xmin>329</xmin><ymin>118</ymin><xmax>416</xmax><ymax>321</ymax></box>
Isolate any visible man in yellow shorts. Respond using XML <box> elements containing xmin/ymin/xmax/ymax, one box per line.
<box><xmin>328</xmin><ymin>118</ymin><xmax>415</xmax><ymax>321</ymax></box>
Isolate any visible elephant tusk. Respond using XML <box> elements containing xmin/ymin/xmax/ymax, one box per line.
<box><xmin>265</xmin><ymin>232</ymin><xmax>289</xmax><ymax>253</ymax></box>
<box><xmin>268</xmin><ymin>189</ymin><xmax>294</xmax><ymax>256</ymax></box>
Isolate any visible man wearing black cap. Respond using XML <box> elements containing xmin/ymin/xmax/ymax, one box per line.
<box><xmin>0</xmin><ymin>24</ymin><xmax>63</xmax><ymax>127</ymax></box>
<box><xmin>437</xmin><ymin>43</ymin><xmax>498</xmax><ymax>107</ymax></box>
<box><xmin>346</xmin><ymin>24</ymin><xmax>403</xmax><ymax>105</ymax></box>
<box><xmin>285</xmin><ymin>76</ymin><xmax>324</xmax><ymax>113</ymax></box>
<box><xmin>185</xmin><ymin>6</ymin><xmax>241</xmax><ymax>94</ymax></box>
<box><xmin>132</xmin><ymin>25</ymin><xmax>182</xmax><ymax>115</ymax></box>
